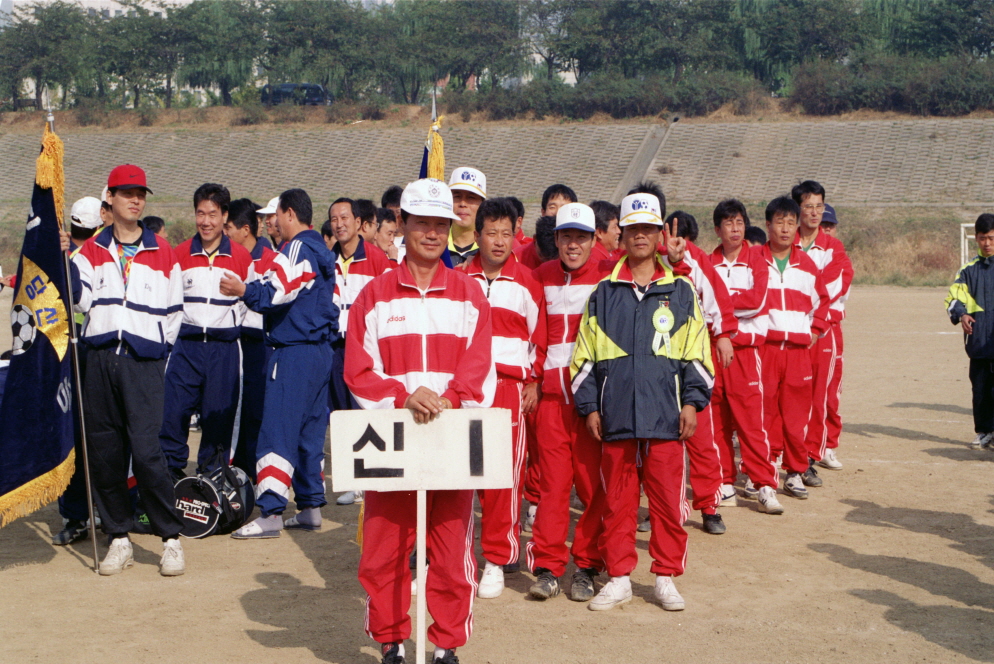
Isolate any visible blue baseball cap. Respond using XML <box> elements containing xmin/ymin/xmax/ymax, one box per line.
<box><xmin>822</xmin><ymin>203</ymin><xmax>838</xmax><ymax>225</ymax></box>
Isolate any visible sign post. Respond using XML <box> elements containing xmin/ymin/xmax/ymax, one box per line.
<box><xmin>330</xmin><ymin>408</ymin><xmax>513</xmax><ymax>664</ymax></box>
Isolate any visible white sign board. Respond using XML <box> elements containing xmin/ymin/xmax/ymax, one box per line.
<box><xmin>330</xmin><ymin>408</ymin><xmax>513</xmax><ymax>492</ymax></box>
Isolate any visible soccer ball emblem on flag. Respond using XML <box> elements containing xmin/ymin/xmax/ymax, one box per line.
<box><xmin>10</xmin><ymin>304</ymin><xmax>37</xmax><ymax>355</ymax></box>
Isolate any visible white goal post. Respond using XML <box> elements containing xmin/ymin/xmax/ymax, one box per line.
<box><xmin>962</xmin><ymin>223</ymin><xmax>975</xmax><ymax>266</ymax></box>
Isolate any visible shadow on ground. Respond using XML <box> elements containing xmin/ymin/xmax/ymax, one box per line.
<box><xmin>843</xmin><ymin>422</ymin><xmax>964</xmax><ymax>446</ymax></box>
<box><xmin>887</xmin><ymin>402</ymin><xmax>972</xmax><ymax>416</ymax></box>
<box><xmin>840</xmin><ymin>499</ymin><xmax>994</xmax><ymax>569</ymax></box>
<box><xmin>238</xmin><ymin>505</ymin><xmax>371</xmax><ymax>663</ymax></box>
<box><xmin>851</xmin><ymin>589</ymin><xmax>994</xmax><ymax>662</ymax></box>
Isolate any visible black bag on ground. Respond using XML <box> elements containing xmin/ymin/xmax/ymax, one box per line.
<box><xmin>174</xmin><ymin>456</ymin><xmax>255</xmax><ymax>538</ymax></box>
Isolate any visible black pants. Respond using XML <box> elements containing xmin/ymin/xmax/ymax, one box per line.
<box><xmin>970</xmin><ymin>359</ymin><xmax>994</xmax><ymax>434</ymax></box>
<box><xmin>84</xmin><ymin>347</ymin><xmax>182</xmax><ymax>538</ymax></box>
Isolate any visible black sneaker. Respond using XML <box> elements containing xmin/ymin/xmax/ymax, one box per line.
<box><xmin>801</xmin><ymin>463</ymin><xmax>823</xmax><ymax>488</ymax></box>
<box><xmin>432</xmin><ymin>649</ymin><xmax>459</xmax><ymax>664</ymax></box>
<box><xmin>570</xmin><ymin>568</ymin><xmax>597</xmax><ymax>601</ymax></box>
<box><xmin>52</xmin><ymin>519</ymin><xmax>89</xmax><ymax>546</ymax></box>
<box><xmin>702</xmin><ymin>513</ymin><xmax>726</xmax><ymax>535</ymax></box>
<box><xmin>502</xmin><ymin>561</ymin><xmax>521</xmax><ymax>574</ymax></box>
<box><xmin>170</xmin><ymin>467</ymin><xmax>187</xmax><ymax>483</ymax></box>
<box><xmin>528</xmin><ymin>567</ymin><xmax>561</xmax><ymax>600</ymax></box>
<box><xmin>381</xmin><ymin>642</ymin><xmax>405</xmax><ymax>664</ymax></box>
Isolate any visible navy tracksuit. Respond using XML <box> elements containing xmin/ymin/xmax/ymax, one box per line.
<box><xmin>244</xmin><ymin>229</ymin><xmax>339</xmax><ymax>517</ymax></box>
<box><xmin>159</xmin><ymin>235</ymin><xmax>253</xmax><ymax>476</ymax></box>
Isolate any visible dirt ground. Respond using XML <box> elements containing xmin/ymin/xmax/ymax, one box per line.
<box><xmin>1</xmin><ymin>284</ymin><xmax>992</xmax><ymax>664</ymax></box>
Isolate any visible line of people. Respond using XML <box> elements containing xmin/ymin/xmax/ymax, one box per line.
<box><xmin>52</xmin><ymin>161</ymin><xmax>851</xmax><ymax>664</ymax></box>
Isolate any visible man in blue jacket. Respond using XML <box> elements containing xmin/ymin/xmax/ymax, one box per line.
<box><xmin>220</xmin><ymin>188</ymin><xmax>339</xmax><ymax>538</ymax></box>
<box><xmin>570</xmin><ymin>193</ymin><xmax>713</xmax><ymax>612</ymax></box>
<box><xmin>947</xmin><ymin>212</ymin><xmax>994</xmax><ymax>448</ymax></box>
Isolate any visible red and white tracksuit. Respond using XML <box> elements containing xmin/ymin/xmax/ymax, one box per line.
<box><xmin>466</xmin><ymin>254</ymin><xmax>545</xmax><ymax>567</ymax></box>
<box><xmin>344</xmin><ymin>260</ymin><xmax>495</xmax><ymax>650</ymax></box>
<box><xmin>795</xmin><ymin>232</ymin><xmax>853</xmax><ymax>460</ymax></box>
<box><xmin>525</xmin><ymin>257</ymin><xmax>609</xmax><ymax>578</ymax></box>
<box><xmin>683</xmin><ymin>242</ymin><xmax>738</xmax><ymax>513</ymax></box>
<box><xmin>709</xmin><ymin>243</ymin><xmax>778</xmax><ymax>489</ymax></box>
<box><xmin>760</xmin><ymin>245</ymin><xmax>830</xmax><ymax>475</ymax></box>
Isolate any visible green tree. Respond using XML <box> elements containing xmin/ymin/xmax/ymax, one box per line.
<box><xmin>261</xmin><ymin>0</ymin><xmax>376</xmax><ymax>100</ymax></box>
<box><xmin>521</xmin><ymin>0</ymin><xmax>574</xmax><ymax>80</ymax></box>
<box><xmin>4</xmin><ymin>1</ymin><xmax>91</xmax><ymax>108</ymax></box>
<box><xmin>896</xmin><ymin>0</ymin><xmax>994</xmax><ymax>59</ymax></box>
<box><xmin>173</xmin><ymin>0</ymin><xmax>261</xmax><ymax>106</ymax></box>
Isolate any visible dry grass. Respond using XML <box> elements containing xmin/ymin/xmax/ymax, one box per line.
<box><xmin>679</xmin><ymin>204</ymin><xmax>979</xmax><ymax>288</ymax></box>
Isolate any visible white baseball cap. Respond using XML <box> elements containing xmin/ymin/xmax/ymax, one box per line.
<box><xmin>555</xmin><ymin>203</ymin><xmax>596</xmax><ymax>233</ymax></box>
<box><xmin>70</xmin><ymin>196</ymin><xmax>103</xmax><ymax>229</ymax></box>
<box><xmin>448</xmin><ymin>166</ymin><xmax>487</xmax><ymax>198</ymax></box>
<box><xmin>257</xmin><ymin>196</ymin><xmax>280</xmax><ymax>215</ymax></box>
<box><xmin>401</xmin><ymin>178</ymin><xmax>461</xmax><ymax>221</ymax></box>
<box><xmin>619</xmin><ymin>193</ymin><xmax>663</xmax><ymax>227</ymax></box>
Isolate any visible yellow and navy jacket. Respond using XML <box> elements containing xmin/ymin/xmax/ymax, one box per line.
<box><xmin>570</xmin><ymin>255</ymin><xmax>714</xmax><ymax>441</ymax></box>
<box><xmin>946</xmin><ymin>252</ymin><xmax>994</xmax><ymax>359</ymax></box>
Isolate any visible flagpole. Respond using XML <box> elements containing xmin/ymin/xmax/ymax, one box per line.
<box><xmin>47</xmin><ymin>100</ymin><xmax>100</xmax><ymax>573</ymax></box>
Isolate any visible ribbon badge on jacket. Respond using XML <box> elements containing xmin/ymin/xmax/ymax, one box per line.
<box><xmin>652</xmin><ymin>300</ymin><xmax>674</xmax><ymax>355</ymax></box>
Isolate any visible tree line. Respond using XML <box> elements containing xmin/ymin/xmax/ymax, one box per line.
<box><xmin>1</xmin><ymin>0</ymin><xmax>993</xmax><ymax>118</ymax></box>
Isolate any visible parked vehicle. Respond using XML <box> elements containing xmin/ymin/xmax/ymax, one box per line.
<box><xmin>261</xmin><ymin>83</ymin><xmax>332</xmax><ymax>106</ymax></box>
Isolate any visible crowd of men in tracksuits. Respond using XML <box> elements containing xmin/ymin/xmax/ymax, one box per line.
<box><xmin>50</xmin><ymin>161</ymin><xmax>852</xmax><ymax>664</ymax></box>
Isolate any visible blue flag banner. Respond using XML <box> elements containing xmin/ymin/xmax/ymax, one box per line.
<box><xmin>0</xmin><ymin>127</ymin><xmax>75</xmax><ymax>527</ymax></box>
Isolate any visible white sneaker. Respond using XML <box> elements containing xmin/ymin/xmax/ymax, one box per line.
<box><xmin>477</xmin><ymin>562</ymin><xmax>505</xmax><ymax>599</ymax></box>
<box><xmin>99</xmin><ymin>537</ymin><xmax>133</xmax><ymax>576</ymax></box>
<box><xmin>973</xmin><ymin>433</ymin><xmax>994</xmax><ymax>448</ymax></box>
<box><xmin>522</xmin><ymin>503</ymin><xmax>537</xmax><ymax>533</ymax></box>
<box><xmin>817</xmin><ymin>448</ymin><xmax>843</xmax><ymax>470</ymax></box>
<box><xmin>757</xmin><ymin>486</ymin><xmax>785</xmax><ymax>515</ymax></box>
<box><xmin>742</xmin><ymin>479</ymin><xmax>759</xmax><ymax>500</ymax></box>
<box><xmin>783</xmin><ymin>472</ymin><xmax>808</xmax><ymax>499</ymax></box>
<box><xmin>160</xmin><ymin>538</ymin><xmax>185</xmax><ymax>576</ymax></box>
<box><xmin>588</xmin><ymin>575</ymin><xmax>632</xmax><ymax>611</ymax></box>
<box><xmin>719</xmin><ymin>484</ymin><xmax>738</xmax><ymax>507</ymax></box>
<box><xmin>336</xmin><ymin>490</ymin><xmax>363</xmax><ymax>505</ymax></box>
<box><xmin>411</xmin><ymin>578</ymin><xmax>417</xmax><ymax>596</ymax></box>
<box><xmin>654</xmin><ymin>575</ymin><xmax>685</xmax><ymax>611</ymax></box>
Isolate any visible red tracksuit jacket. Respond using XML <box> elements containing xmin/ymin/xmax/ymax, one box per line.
<box><xmin>344</xmin><ymin>260</ymin><xmax>495</xmax><ymax>410</ymax></box>
<box><xmin>761</xmin><ymin>244</ymin><xmax>830</xmax><ymax>345</ymax></box>
<box><xmin>709</xmin><ymin>243</ymin><xmax>769</xmax><ymax>347</ymax></box>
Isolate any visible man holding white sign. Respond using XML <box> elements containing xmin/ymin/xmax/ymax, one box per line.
<box><xmin>345</xmin><ymin>178</ymin><xmax>495</xmax><ymax>664</ymax></box>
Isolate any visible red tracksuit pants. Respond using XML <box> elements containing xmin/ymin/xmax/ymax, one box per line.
<box><xmin>713</xmin><ymin>346</ymin><xmax>778</xmax><ymax>489</ymax></box>
<box><xmin>685</xmin><ymin>342</ymin><xmax>726</xmax><ymax>513</ymax></box>
<box><xmin>601</xmin><ymin>439</ymin><xmax>690</xmax><ymax>577</ymax></box>
<box><xmin>523</xmin><ymin>411</ymin><xmax>540</xmax><ymax>505</ymax></box>
<box><xmin>806</xmin><ymin>324</ymin><xmax>844</xmax><ymax>459</ymax></box>
<box><xmin>761</xmin><ymin>342</ymin><xmax>814</xmax><ymax>475</ymax></box>
<box><xmin>359</xmin><ymin>489</ymin><xmax>476</xmax><ymax>650</ymax></box>
<box><xmin>525</xmin><ymin>398</ymin><xmax>605</xmax><ymax>578</ymax></box>
<box><xmin>826</xmin><ymin>325</ymin><xmax>844</xmax><ymax>449</ymax></box>
<box><xmin>478</xmin><ymin>379</ymin><xmax>527</xmax><ymax>566</ymax></box>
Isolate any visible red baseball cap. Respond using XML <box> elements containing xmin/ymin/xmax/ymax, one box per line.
<box><xmin>107</xmin><ymin>164</ymin><xmax>153</xmax><ymax>194</ymax></box>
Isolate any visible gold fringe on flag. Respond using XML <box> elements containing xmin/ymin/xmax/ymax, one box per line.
<box><xmin>425</xmin><ymin>115</ymin><xmax>445</xmax><ymax>180</ymax></box>
<box><xmin>0</xmin><ymin>449</ymin><xmax>75</xmax><ymax>527</ymax></box>
<box><xmin>35</xmin><ymin>125</ymin><xmax>65</xmax><ymax>226</ymax></box>
<box><xmin>355</xmin><ymin>500</ymin><xmax>365</xmax><ymax>549</ymax></box>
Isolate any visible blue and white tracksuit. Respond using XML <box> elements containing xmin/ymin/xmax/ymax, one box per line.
<box><xmin>159</xmin><ymin>235</ymin><xmax>253</xmax><ymax>475</ymax></box>
<box><xmin>244</xmin><ymin>229</ymin><xmax>339</xmax><ymax>516</ymax></box>
<box><xmin>232</xmin><ymin>241</ymin><xmax>279</xmax><ymax>480</ymax></box>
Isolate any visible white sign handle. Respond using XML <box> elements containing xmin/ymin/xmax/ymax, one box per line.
<box><xmin>416</xmin><ymin>489</ymin><xmax>427</xmax><ymax>664</ymax></box>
